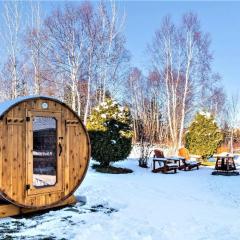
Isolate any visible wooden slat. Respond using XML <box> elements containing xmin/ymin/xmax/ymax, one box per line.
<box><xmin>18</xmin><ymin>122</ymin><xmax>24</xmax><ymax>203</ymax></box>
<box><xmin>0</xmin><ymin>121</ymin><xmax>3</xmax><ymax>189</ymax></box>
<box><xmin>63</xmin><ymin>107</ymin><xmax>70</xmax><ymax>195</ymax></box>
<box><xmin>11</xmin><ymin>125</ymin><xmax>18</xmax><ymax>199</ymax></box>
<box><xmin>0</xmin><ymin>203</ymin><xmax>20</xmax><ymax>218</ymax></box>
<box><xmin>0</xmin><ymin>195</ymin><xmax>76</xmax><ymax>218</ymax></box>
<box><xmin>21</xmin><ymin>195</ymin><xmax>76</xmax><ymax>214</ymax></box>
<box><xmin>6</xmin><ymin>110</ymin><xmax>13</xmax><ymax>197</ymax></box>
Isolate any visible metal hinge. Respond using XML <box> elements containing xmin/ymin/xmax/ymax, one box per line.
<box><xmin>26</xmin><ymin>117</ymin><xmax>30</xmax><ymax>122</ymax></box>
<box><xmin>25</xmin><ymin>184</ymin><xmax>30</xmax><ymax>191</ymax></box>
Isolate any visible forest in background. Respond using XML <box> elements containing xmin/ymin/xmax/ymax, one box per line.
<box><xmin>0</xmin><ymin>1</ymin><xmax>238</xmax><ymax>152</ymax></box>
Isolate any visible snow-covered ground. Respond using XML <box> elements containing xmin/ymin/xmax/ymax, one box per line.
<box><xmin>1</xmin><ymin>156</ymin><xmax>240</xmax><ymax>239</ymax></box>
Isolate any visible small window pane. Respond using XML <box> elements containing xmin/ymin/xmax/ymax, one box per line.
<box><xmin>32</xmin><ymin>116</ymin><xmax>57</xmax><ymax>187</ymax></box>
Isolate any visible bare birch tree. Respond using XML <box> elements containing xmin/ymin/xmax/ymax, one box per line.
<box><xmin>34</xmin><ymin>2</ymin><xmax>128</xmax><ymax>122</ymax></box>
<box><xmin>96</xmin><ymin>1</ymin><xmax>127</xmax><ymax>103</ymax></box>
<box><xmin>80</xmin><ymin>2</ymin><xmax>98</xmax><ymax>124</ymax></box>
<box><xmin>43</xmin><ymin>5</ymin><xmax>86</xmax><ymax>114</ymax></box>
<box><xmin>26</xmin><ymin>1</ymin><xmax>44</xmax><ymax>95</ymax></box>
<box><xmin>149</xmin><ymin>13</ymin><xmax>213</xmax><ymax>152</ymax></box>
<box><xmin>1</xmin><ymin>1</ymin><xmax>25</xmax><ymax>98</ymax></box>
<box><xmin>227</xmin><ymin>93</ymin><xmax>240</xmax><ymax>153</ymax></box>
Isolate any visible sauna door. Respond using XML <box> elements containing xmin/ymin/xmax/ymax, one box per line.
<box><xmin>26</xmin><ymin>111</ymin><xmax>63</xmax><ymax>196</ymax></box>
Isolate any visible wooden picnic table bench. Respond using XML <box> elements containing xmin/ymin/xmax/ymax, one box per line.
<box><xmin>152</xmin><ymin>157</ymin><xmax>179</xmax><ymax>174</ymax></box>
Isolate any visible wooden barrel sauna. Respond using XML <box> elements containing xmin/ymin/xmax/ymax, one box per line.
<box><xmin>0</xmin><ymin>96</ymin><xmax>90</xmax><ymax>209</ymax></box>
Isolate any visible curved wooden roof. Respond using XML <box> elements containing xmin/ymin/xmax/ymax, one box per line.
<box><xmin>0</xmin><ymin>96</ymin><xmax>65</xmax><ymax>117</ymax></box>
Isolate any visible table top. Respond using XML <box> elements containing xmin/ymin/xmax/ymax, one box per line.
<box><xmin>213</xmin><ymin>154</ymin><xmax>235</xmax><ymax>158</ymax></box>
<box><xmin>168</xmin><ymin>156</ymin><xmax>185</xmax><ymax>161</ymax></box>
<box><xmin>153</xmin><ymin>157</ymin><xmax>184</xmax><ymax>161</ymax></box>
<box><xmin>152</xmin><ymin>157</ymin><xmax>168</xmax><ymax>161</ymax></box>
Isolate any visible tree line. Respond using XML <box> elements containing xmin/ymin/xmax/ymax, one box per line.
<box><xmin>0</xmin><ymin>1</ymin><xmax>129</xmax><ymax>124</ymax></box>
<box><xmin>0</xmin><ymin>1</ymin><xmax>232</xmax><ymax>151</ymax></box>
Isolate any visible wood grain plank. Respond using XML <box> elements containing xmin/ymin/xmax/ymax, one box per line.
<box><xmin>0</xmin><ymin>121</ymin><xmax>3</xmax><ymax>189</ymax></box>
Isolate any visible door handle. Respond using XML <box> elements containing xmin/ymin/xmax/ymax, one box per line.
<box><xmin>58</xmin><ymin>142</ymin><xmax>62</xmax><ymax>156</ymax></box>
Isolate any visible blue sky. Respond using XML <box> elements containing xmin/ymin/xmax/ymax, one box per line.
<box><xmin>117</xmin><ymin>1</ymin><xmax>240</xmax><ymax>95</ymax></box>
<box><xmin>1</xmin><ymin>1</ymin><xmax>239</xmax><ymax>96</ymax></box>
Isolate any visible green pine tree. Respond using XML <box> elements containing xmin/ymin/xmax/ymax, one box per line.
<box><xmin>185</xmin><ymin>112</ymin><xmax>223</xmax><ymax>159</ymax></box>
<box><xmin>87</xmin><ymin>98</ymin><xmax>133</xmax><ymax>167</ymax></box>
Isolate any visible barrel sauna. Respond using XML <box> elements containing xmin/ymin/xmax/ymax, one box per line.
<box><xmin>0</xmin><ymin>96</ymin><xmax>90</xmax><ymax>217</ymax></box>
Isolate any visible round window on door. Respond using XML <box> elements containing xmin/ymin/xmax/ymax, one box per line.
<box><xmin>41</xmin><ymin>102</ymin><xmax>49</xmax><ymax>109</ymax></box>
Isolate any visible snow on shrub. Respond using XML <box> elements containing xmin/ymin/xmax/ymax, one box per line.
<box><xmin>87</xmin><ymin>98</ymin><xmax>133</xmax><ymax>167</ymax></box>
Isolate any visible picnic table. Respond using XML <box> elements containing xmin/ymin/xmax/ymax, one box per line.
<box><xmin>152</xmin><ymin>157</ymin><xmax>180</xmax><ymax>173</ymax></box>
<box><xmin>212</xmin><ymin>154</ymin><xmax>239</xmax><ymax>176</ymax></box>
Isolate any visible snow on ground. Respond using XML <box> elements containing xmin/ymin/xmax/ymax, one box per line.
<box><xmin>1</xmin><ymin>156</ymin><xmax>240</xmax><ymax>239</ymax></box>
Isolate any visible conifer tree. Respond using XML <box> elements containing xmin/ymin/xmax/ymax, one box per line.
<box><xmin>185</xmin><ymin>112</ymin><xmax>223</xmax><ymax>159</ymax></box>
<box><xmin>87</xmin><ymin>98</ymin><xmax>133</xmax><ymax>167</ymax></box>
